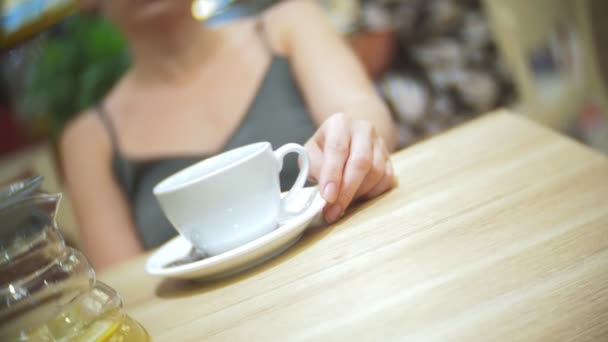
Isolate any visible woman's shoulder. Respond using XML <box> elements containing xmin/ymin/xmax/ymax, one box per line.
<box><xmin>266</xmin><ymin>0</ymin><xmax>324</xmax><ymax>19</ymax></box>
<box><xmin>60</xmin><ymin>109</ymin><xmax>112</xmax><ymax>164</ymax></box>
<box><xmin>262</xmin><ymin>0</ymin><xmax>329</xmax><ymax>54</ymax></box>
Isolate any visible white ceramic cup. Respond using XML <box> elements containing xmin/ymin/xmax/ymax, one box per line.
<box><xmin>153</xmin><ymin>142</ymin><xmax>311</xmax><ymax>256</ymax></box>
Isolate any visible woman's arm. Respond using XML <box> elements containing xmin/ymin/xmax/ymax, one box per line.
<box><xmin>267</xmin><ymin>0</ymin><xmax>397</xmax><ymax>223</ymax></box>
<box><xmin>61</xmin><ymin>112</ymin><xmax>143</xmax><ymax>270</ymax></box>
<box><xmin>270</xmin><ymin>0</ymin><xmax>395</xmax><ymax>146</ymax></box>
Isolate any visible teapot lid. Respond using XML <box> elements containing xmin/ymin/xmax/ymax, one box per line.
<box><xmin>0</xmin><ymin>176</ymin><xmax>44</xmax><ymax>211</ymax></box>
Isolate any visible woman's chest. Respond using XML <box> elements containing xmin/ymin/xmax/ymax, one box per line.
<box><xmin>110</xmin><ymin>63</ymin><xmax>274</xmax><ymax>157</ymax></box>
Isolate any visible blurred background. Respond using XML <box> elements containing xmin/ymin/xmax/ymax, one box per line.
<box><xmin>1</xmin><ymin>0</ymin><xmax>607</xmax><ymax>246</ymax></box>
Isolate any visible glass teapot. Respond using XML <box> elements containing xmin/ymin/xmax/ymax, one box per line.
<box><xmin>0</xmin><ymin>176</ymin><xmax>149</xmax><ymax>341</ymax></box>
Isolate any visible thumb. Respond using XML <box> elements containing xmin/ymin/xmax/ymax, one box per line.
<box><xmin>303</xmin><ymin>140</ymin><xmax>323</xmax><ymax>184</ymax></box>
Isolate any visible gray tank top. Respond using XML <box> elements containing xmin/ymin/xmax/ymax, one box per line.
<box><xmin>96</xmin><ymin>24</ymin><xmax>316</xmax><ymax>249</ymax></box>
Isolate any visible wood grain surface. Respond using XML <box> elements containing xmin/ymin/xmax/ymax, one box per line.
<box><xmin>100</xmin><ymin>110</ymin><xmax>608</xmax><ymax>341</ymax></box>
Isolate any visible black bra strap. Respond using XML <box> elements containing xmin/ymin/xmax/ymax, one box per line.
<box><xmin>255</xmin><ymin>17</ymin><xmax>276</xmax><ymax>56</ymax></box>
<box><xmin>96</xmin><ymin>104</ymin><xmax>119</xmax><ymax>151</ymax></box>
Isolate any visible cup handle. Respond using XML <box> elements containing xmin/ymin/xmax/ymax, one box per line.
<box><xmin>274</xmin><ymin>143</ymin><xmax>315</xmax><ymax>218</ymax></box>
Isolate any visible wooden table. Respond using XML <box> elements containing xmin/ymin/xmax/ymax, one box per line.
<box><xmin>100</xmin><ymin>111</ymin><xmax>608</xmax><ymax>341</ymax></box>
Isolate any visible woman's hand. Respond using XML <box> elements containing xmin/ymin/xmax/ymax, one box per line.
<box><xmin>266</xmin><ymin>1</ymin><xmax>397</xmax><ymax>222</ymax></box>
<box><xmin>305</xmin><ymin>113</ymin><xmax>397</xmax><ymax>223</ymax></box>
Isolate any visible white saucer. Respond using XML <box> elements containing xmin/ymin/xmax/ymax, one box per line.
<box><xmin>145</xmin><ymin>187</ymin><xmax>326</xmax><ymax>280</ymax></box>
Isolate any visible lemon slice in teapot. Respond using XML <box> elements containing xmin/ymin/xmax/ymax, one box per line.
<box><xmin>79</xmin><ymin>320</ymin><xmax>121</xmax><ymax>342</ymax></box>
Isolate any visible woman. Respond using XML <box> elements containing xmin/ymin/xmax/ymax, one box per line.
<box><xmin>61</xmin><ymin>0</ymin><xmax>396</xmax><ymax>270</ymax></box>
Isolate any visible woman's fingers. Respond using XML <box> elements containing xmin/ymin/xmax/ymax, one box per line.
<box><xmin>307</xmin><ymin>113</ymin><xmax>397</xmax><ymax>224</ymax></box>
<box><xmin>354</xmin><ymin>138</ymin><xmax>387</xmax><ymax>199</ymax></box>
<box><xmin>362</xmin><ymin>159</ymin><xmax>396</xmax><ymax>200</ymax></box>
<box><xmin>325</xmin><ymin>121</ymin><xmax>374</xmax><ymax>223</ymax></box>
<box><xmin>318</xmin><ymin>113</ymin><xmax>351</xmax><ymax>204</ymax></box>
<box><xmin>304</xmin><ymin>140</ymin><xmax>323</xmax><ymax>183</ymax></box>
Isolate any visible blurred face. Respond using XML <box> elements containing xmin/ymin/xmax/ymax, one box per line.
<box><xmin>97</xmin><ymin>0</ymin><xmax>194</xmax><ymax>32</ymax></box>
